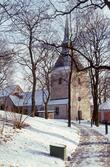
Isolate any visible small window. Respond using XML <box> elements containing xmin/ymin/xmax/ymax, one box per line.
<box><xmin>78</xmin><ymin>97</ymin><xmax>81</xmax><ymax>101</ymax></box>
<box><xmin>55</xmin><ymin>107</ymin><xmax>59</xmax><ymax>115</ymax></box>
<box><xmin>78</xmin><ymin>78</ymin><xmax>81</xmax><ymax>85</ymax></box>
<box><xmin>58</xmin><ymin>78</ymin><xmax>62</xmax><ymax>84</ymax></box>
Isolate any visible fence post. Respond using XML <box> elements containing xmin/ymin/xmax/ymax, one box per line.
<box><xmin>78</xmin><ymin>110</ymin><xmax>81</xmax><ymax>124</ymax></box>
<box><xmin>105</xmin><ymin>121</ymin><xmax>108</xmax><ymax>135</ymax></box>
<box><xmin>91</xmin><ymin>119</ymin><xmax>93</xmax><ymax>127</ymax></box>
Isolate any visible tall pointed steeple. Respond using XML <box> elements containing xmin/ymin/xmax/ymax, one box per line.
<box><xmin>54</xmin><ymin>15</ymin><xmax>70</xmax><ymax>68</ymax></box>
<box><xmin>63</xmin><ymin>15</ymin><xmax>69</xmax><ymax>44</ymax></box>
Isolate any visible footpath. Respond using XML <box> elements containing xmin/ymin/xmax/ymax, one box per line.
<box><xmin>66</xmin><ymin>123</ymin><xmax>110</xmax><ymax>167</ymax></box>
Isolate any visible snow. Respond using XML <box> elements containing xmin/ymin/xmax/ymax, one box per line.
<box><xmin>99</xmin><ymin>100</ymin><xmax>110</xmax><ymax>111</ymax></box>
<box><xmin>0</xmin><ymin>87</ymin><xmax>45</xmax><ymax>106</ymax></box>
<box><xmin>38</xmin><ymin>110</ymin><xmax>55</xmax><ymax>113</ymax></box>
<box><xmin>10</xmin><ymin>90</ymin><xmax>44</xmax><ymax>106</ymax></box>
<box><xmin>10</xmin><ymin>91</ymin><xmax>68</xmax><ymax>107</ymax></box>
<box><xmin>49</xmin><ymin>99</ymin><xmax>68</xmax><ymax>105</ymax></box>
<box><xmin>0</xmin><ymin>85</ymin><xmax>18</xmax><ymax>97</ymax></box>
<box><xmin>1</xmin><ymin>110</ymin><xmax>110</xmax><ymax>167</ymax></box>
<box><xmin>0</xmin><ymin>85</ymin><xmax>68</xmax><ymax>108</ymax></box>
<box><xmin>52</xmin><ymin>66</ymin><xmax>70</xmax><ymax>74</ymax></box>
<box><xmin>93</xmin><ymin>123</ymin><xmax>110</xmax><ymax>140</ymax></box>
<box><xmin>0</xmin><ymin>110</ymin><xmax>80</xmax><ymax>167</ymax></box>
<box><xmin>75</xmin><ymin>120</ymin><xmax>110</xmax><ymax>141</ymax></box>
<box><xmin>70</xmin><ymin>121</ymin><xmax>110</xmax><ymax>167</ymax></box>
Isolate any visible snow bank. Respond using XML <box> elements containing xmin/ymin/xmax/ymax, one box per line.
<box><xmin>0</xmin><ymin>111</ymin><xmax>80</xmax><ymax>167</ymax></box>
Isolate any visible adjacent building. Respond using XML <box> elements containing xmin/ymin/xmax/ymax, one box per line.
<box><xmin>99</xmin><ymin>100</ymin><xmax>110</xmax><ymax>123</ymax></box>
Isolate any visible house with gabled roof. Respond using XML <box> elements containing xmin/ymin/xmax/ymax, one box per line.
<box><xmin>0</xmin><ymin>87</ymin><xmax>54</xmax><ymax>118</ymax></box>
<box><xmin>99</xmin><ymin>100</ymin><xmax>110</xmax><ymax>123</ymax></box>
<box><xmin>0</xmin><ymin>85</ymin><xmax>23</xmax><ymax>110</ymax></box>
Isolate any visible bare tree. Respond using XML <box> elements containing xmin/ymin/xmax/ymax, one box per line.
<box><xmin>37</xmin><ymin>44</ymin><xmax>56</xmax><ymax>119</ymax></box>
<box><xmin>49</xmin><ymin>0</ymin><xmax>110</xmax><ymax>17</ymax></box>
<box><xmin>10</xmin><ymin>0</ymin><xmax>51</xmax><ymax>116</ymax></box>
<box><xmin>0</xmin><ymin>39</ymin><xmax>14</xmax><ymax>88</ymax></box>
<box><xmin>98</xmin><ymin>71</ymin><xmax>110</xmax><ymax>103</ymax></box>
<box><xmin>73</xmin><ymin>13</ymin><xmax>110</xmax><ymax>126</ymax></box>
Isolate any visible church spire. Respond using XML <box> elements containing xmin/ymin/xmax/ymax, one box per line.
<box><xmin>63</xmin><ymin>15</ymin><xmax>69</xmax><ymax>44</ymax></box>
<box><xmin>61</xmin><ymin>15</ymin><xmax>69</xmax><ymax>57</ymax></box>
<box><xmin>53</xmin><ymin>16</ymin><xmax>70</xmax><ymax>69</ymax></box>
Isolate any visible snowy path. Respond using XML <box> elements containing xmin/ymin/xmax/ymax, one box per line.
<box><xmin>67</xmin><ymin>123</ymin><xmax>110</xmax><ymax>167</ymax></box>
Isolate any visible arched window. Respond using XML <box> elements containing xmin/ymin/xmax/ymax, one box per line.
<box><xmin>58</xmin><ymin>78</ymin><xmax>62</xmax><ymax>84</ymax></box>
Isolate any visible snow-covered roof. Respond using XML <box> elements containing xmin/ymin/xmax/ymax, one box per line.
<box><xmin>99</xmin><ymin>100</ymin><xmax>110</xmax><ymax>111</ymax></box>
<box><xmin>38</xmin><ymin>110</ymin><xmax>55</xmax><ymax>113</ymax></box>
<box><xmin>52</xmin><ymin>66</ymin><xmax>70</xmax><ymax>74</ymax></box>
<box><xmin>0</xmin><ymin>85</ymin><xmax>19</xmax><ymax>97</ymax></box>
<box><xmin>4</xmin><ymin>85</ymin><xmax>17</xmax><ymax>93</ymax></box>
<box><xmin>10</xmin><ymin>90</ymin><xmax>44</xmax><ymax>106</ymax></box>
<box><xmin>9</xmin><ymin>89</ymin><xmax>68</xmax><ymax>107</ymax></box>
<box><xmin>48</xmin><ymin>98</ymin><xmax>68</xmax><ymax>105</ymax></box>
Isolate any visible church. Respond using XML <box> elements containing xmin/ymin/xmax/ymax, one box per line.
<box><xmin>48</xmin><ymin>17</ymin><xmax>91</xmax><ymax>120</ymax></box>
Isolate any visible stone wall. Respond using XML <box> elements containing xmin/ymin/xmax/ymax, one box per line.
<box><xmin>71</xmin><ymin>71</ymin><xmax>90</xmax><ymax>120</ymax></box>
<box><xmin>48</xmin><ymin>104</ymin><xmax>68</xmax><ymax>119</ymax></box>
<box><xmin>51</xmin><ymin>71</ymin><xmax>69</xmax><ymax>100</ymax></box>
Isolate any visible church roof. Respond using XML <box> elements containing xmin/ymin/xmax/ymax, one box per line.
<box><xmin>54</xmin><ymin>54</ymin><xmax>70</xmax><ymax>68</ymax></box>
<box><xmin>48</xmin><ymin>98</ymin><xmax>68</xmax><ymax>105</ymax></box>
<box><xmin>0</xmin><ymin>85</ymin><xmax>22</xmax><ymax>97</ymax></box>
<box><xmin>53</xmin><ymin>16</ymin><xmax>83</xmax><ymax>71</ymax></box>
<box><xmin>54</xmin><ymin>16</ymin><xmax>70</xmax><ymax>69</ymax></box>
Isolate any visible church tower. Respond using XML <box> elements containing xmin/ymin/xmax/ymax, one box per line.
<box><xmin>51</xmin><ymin>16</ymin><xmax>70</xmax><ymax>100</ymax></box>
<box><xmin>49</xmin><ymin>16</ymin><xmax>90</xmax><ymax>120</ymax></box>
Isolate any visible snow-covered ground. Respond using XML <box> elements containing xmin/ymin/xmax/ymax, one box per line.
<box><xmin>0</xmin><ymin>110</ymin><xmax>80</xmax><ymax>167</ymax></box>
<box><xmin>74</xmin><ymin>120</ymin><xmax>110</xmax><ymax>141</ymax></box>
<box><xmin>70</xmin><ymin>122</ymin><xmax>110</xmax><ymax>167</ymax></box>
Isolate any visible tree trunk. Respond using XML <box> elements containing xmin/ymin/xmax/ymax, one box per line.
<box><xmin>31</xmin><ymin>71</ymin><xmax>36</xmax><ymax>117</ymax></box>
<box><xmin>92</xmin><ymin>69</ymin><xmax>99</xmax><ymax>126</ymax></box>
<box><xmin>68</xmin><ymin>76</ymin><xmax>71</xmax><ymax>127</ymax></box>
<box><xmin>44</xmin><ymin>102</ymin><xmax>48</xmax><ymax>119</ymax></box>
<box><xmin>92</xmin><ymin>96</ymin><xmax>99</xmax><ymax>126</ymax></box>
<box><xmin>28</xmin><ymin>30</ymin><xmax>37</xmax><ymax>117</ymax></box>
<box><xmin>68</xmin><ymin>52</ymin><xmax>73</xmax><ymax>127</ymax></box>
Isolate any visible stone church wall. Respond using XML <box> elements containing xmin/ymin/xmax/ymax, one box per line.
<box><xmin>48</xmin><ymin>104</ymin><xmax>68</xmax><ymax>119</ymax></box>
<box><xmin>71</xmin><ymin>71</ymin><xmax>90</xmax><ymax>120</ymax></box>
<box><xmin>51</xmin><ymin>70</ymin><xmax>69</xmax><ymax>100</ymax></box>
